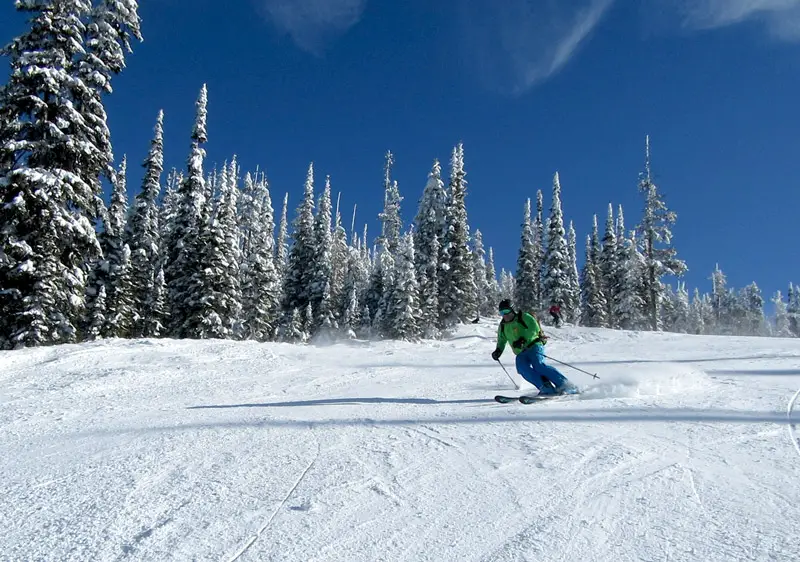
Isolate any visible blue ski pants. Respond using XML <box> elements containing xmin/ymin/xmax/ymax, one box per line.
<box><xmin>515</xmin><ymin>344</ymin><xmax>569</xmax><ymax>394</ymax></box>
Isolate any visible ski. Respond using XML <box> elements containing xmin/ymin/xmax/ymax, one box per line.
<box><xmin>494</xmin><ymin>389</ymin><xmax>580</xmax><ymax>404</ymax></box>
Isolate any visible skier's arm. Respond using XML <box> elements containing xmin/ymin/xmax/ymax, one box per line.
<box><xmin>492</xmin><ymin>324</ymin><xmax>507</xmax><ymax>359</ymax></box>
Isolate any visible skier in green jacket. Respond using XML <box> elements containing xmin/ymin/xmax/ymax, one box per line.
<box><xmin>491</xmin><ymin>299</ymin><xmax>576</xmax><ymax>395</ymax></box>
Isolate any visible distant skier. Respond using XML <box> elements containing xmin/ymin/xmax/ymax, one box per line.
<box><xmin>491</xmin><ymin>299</ymin><xmax>576</xmax><ymax>395</ymax></box>
<box><xmin>549</xmin><ymin>304</ymin><xmax>563</xmax><ymax>327</ymax></box>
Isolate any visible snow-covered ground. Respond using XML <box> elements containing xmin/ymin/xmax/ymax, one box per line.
<box><xmin>2</xmin><ymin>321</ymin><xmax>799</xmax><ymax>561</ymax></box>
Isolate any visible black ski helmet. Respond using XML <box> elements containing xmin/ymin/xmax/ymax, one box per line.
<box><xmin>498</xmin><ymin>299</ymin><xmax>512</xmax><ymax>312</ymax></box>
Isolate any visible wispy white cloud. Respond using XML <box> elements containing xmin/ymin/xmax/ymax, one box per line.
<box><xmin>255</xmin><ymin>0</ymin><xmax>367</xmax><ymax>55</ymax></box>
<box><xmin>670</xmin><ymin>0</ymin><xmax>800</xmax><ymax>40</ymax></box>
<box><xmin>458</xmin><ymin>0</ymin><xmax>616</xmax><ymax>95</ymax></box>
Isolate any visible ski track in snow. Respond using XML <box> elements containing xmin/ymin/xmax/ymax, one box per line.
<box><xmin>788</xmin><ymin>387</ymin><xmax>800</xmax><ymax>460</ymax></box>
<box><xmin>1</xmin><ymin>324</ymin><xmax>799</xmax><ymax>561</ymax></box>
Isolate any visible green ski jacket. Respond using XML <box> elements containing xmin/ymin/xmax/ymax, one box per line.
<box><xmin>495</xmin><ymin>311</ymin><xmax>545</xmax><ymax>355</ymax></box>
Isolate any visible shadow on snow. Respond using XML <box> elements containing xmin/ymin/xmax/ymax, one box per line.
<box><xmin>188</xmin><ymin>397</ymin><xmax>494</xmax><ymax>408</ymax></box>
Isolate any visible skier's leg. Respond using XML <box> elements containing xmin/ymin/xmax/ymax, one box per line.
<box><xmin>531</xmin><ymin>344</ymin><xmax>571</xmax><ymax>391</ymax></box>
<box><xmin>515</xmin><ymin>349</ymin><xmax>550</xmax><ymax>393</ymax></box>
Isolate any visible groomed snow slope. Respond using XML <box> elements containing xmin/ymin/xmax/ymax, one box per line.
<box><xmin>1</xmin><ymin>322</ymin><xmax>799</xmax><ymax>561</ymax></box>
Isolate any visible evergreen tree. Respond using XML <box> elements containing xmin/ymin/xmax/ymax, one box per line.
<box><xmin>182</xmin><ymin>157</ymin><xmax>242</xmax><ymax>339</ymax></box>
<box><xmin>485</xmin><ymin>247</ymin><xmax>501</xmax><ymax>312</ymax></box>
<box><xmin>598</xmin><ymin>203</ymin><xmax>619</xmax><ymax>326</ymax></box>
<box><xmin>145</xmin><ymin>266</ymin><xmax>166</xmax><ymax>337</ymax></box>
<box><xmin>499</xmin><ymin>269</ymin><xmax>516</xmax><ymax>302</ymax></box>
<box><xmin>374</xmin><ymin>248</ymin><xmax>396</xmax><ymax>338</ymax></box>
<box><xmin>282</xmin><ymin>163</ymin><xmax>317</xmax><ymax>319</ymax></box>
<box><xmin>340</xmin><ymin>247</ymin><xmax>365</xmax><ymax>338</ymax></box>
<box><xmin>533</xmin><ymin>190</ymin><xmax>545</xmax><ymax>308</ymax></box>
<box><xmin>311</xmin><ymin>175</ymin><xmax>334</xmax><ymax>329</ymax></box>
<box><xmin>580</xmin><ymin>231</ymin><xmax>607</xmax><ymax>328</ymax></box>
<box><xmin>636</xmin><ymin>136</ymin><xmax>687</xmax><ymax>330</ymax></box>
<box><xmin>100</xmin><ymin>157</ymin><xmax>134</xmax><ymax>337</ymax></box>
<box><xmin>565</xmin><ymin>221</ymin><xmax>581</xmax><ymax>323</ymax></box>
<box><xmin>85</xmin><ymin>284</ymin><xmax>107</xmax><ymax>341</ymax></box>
<box><xmin>671</xmin><ymin>282</ymin><xmax>691</xmax><ymax>333</ymax></box>
<box><xmin>330</xmin><ymin>194</ymin><xmax>349</xmax><ymax>322</ymax></box>
<box><xmin>440</xmin><ymin>143</ymin><xmax>477</xmax><ymax>324</ymax></box>
<box><xmin>615</xmin><ymin>230</ymin><xmax>646</xmax><ymax>330</ymax></box>
<box><xmin>741</xmin><ymin>282</ymin><xmax>765</xmax><ymax>335</ymax></box>
<box><xmin>688</xmin><ymin>288</ymin><xmax>704</xmax><ymax>335</ymax></box>
<box><xmin>788</xmin><ymin>283</ymin><xmax>799</xmax><ymax>336</ymax></box>
<box><xmin>390</xmin><ymin>231</ymin><xmax>420</xmax><ymax>340</ymax></box>
<box><xmin>514</xmin><ymin>199</ymin><xmax>538</xmax><ymax>312</ymax></box>
<box><xmin>710</xmin><ymin>264</ymin><xmax>730</xmax><ymax>333</ymax></box>
<box><xmin>78</xmin><ymin>0</ymin><xmax>142</xmax><ymax>184</ymax></box>
<box><xmin>472</xmin><ymin>229</ymin><xmax>489</xmax><ymax>318</ymax></box>
<box><xmin>543</xmin><ymin>172</ymin><xmax>571</xmax><ymax>311</ymax></box>
<box><xmin>158</xmin><ymin>168</ymin><xmax>182</xmax><ymax>253</ymax></box>
<box><xmin>165</xmin><ymin>85</ymin><xmax>209</xmax><ymax>337</ymax></box>
<box><xmin>378</xmin><ymin>151</ymin><xmax>402</xmax><ymax>255</ymax></box>
<box><xmin>413</xmin><ymin>159</ymin><xmax>446</xmax><ymax>337</ymax></box>
<box><xmin>240</xmin><ymin>172</ymin><xmax>280</xmax><ymax>341</ymax></box>
<box><xmin>126</xmin><ymin>110</ymin><xmax>164</xmax><ymax>337</ymax></box>
<box><xmin>772</xmin><ymin>291</ymin><xmax>792</xmax><ymax>337</ymax></box>
<box><xmin>0</xmin><ymin>0</ymin><xmax>109</xmax><ymax>346</ymax></box>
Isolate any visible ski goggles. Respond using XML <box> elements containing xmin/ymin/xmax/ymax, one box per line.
<box><xmin>499</xmin><ymin>308</ymin><xmax>512</xmax><ymax>316</ymax></box>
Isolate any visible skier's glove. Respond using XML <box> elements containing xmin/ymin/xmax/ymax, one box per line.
<box><xmin>512</xmin><ymin>337</ymin><xmax>526</xmax><ymax>349</ymax></box>
<box><xmin>491</xmin><ymin>348</ymin><xmax>502</xmax><ymax>361</ymax></box>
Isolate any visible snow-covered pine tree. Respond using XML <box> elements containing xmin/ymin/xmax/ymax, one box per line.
<box><xmin>85</xmin><ymin>284</ymin><xmax>107</xmax><ymax>341</ymax></box>
<box><xmin>688</xmin><ymin>288</ymin><xmax>704</xmax><ymax>335</ymax></box>
<box><xmin>772</xmin><ymin>291</ymin><xmax>792</xmax><ymax>337</ymax></box>
<box><xmin>282</xmin><ymin>163</ymin><xmax>316</xmax><ymax>321</ymax></box>
<box><xmin>740</xmin><ymin>282</ymin><xmax>765</xmax><ymax>335</ymax></box>
<box><xmin>145</xmin><ymin>266</ymin><xmax>167</xmax><ymax>337</ymax></box>
<box><xmin>240</xmin><ymin>172</ymin><xmax>280</xmax><ymax>341</ymax></box>
<box><xmin>598</xmin><ymin>203</ymin><xmax>619</xmax><ymax>326</ymax></box>
<box><xmin>615</xmin><ymin>230</ymin><xmax>646</xmax><ymax>330</ymax></box>
<box><xmin>390</xmin><ymin>230</ymin><xmax>421</xmax><ymax>340</ymax></box>
<box><xmin>378</xmin><ymin>151</ymin><xmax>402</xmax><ymax>255</ymax></box>
<box><xmin>413</xmin><ymin>159</ymin><xmax>446</xmax><ymax>337</ymax></box>
<box><xmin>158</xmin><ymin>168</ymin><xmax>182</xmax><ymax>253</ymax></box>
<box><xmin>340</xmin><ymin>246</ymin><xmax>366</xmax><ymax>338</ymax></box>
<box><xmin>542</xmin><ymin>172</ymin><xmax>571</xmax><ymax>314</ymax></box>
<box><xmin>126</xmin><ymin>110</ymin><xmax>164</xmax><ymax>337</ymax></box>
<box><xmin>440</xmin><ymin>143</ymin><xmax>477</xmax><ymax>324</ymax></box>
<box><xmin>187</xmin><ymin>157</ymin><xmax>242</xmax><ymax>339</ymax></box>
<box><xmin>565</xmin><ymin>221</ymin><xmax>581</xmax><ymax>323</ymax></box>
<box><xmin>100</xmin><ymin>157</ymin><xmax>135</xmax><ymax>337</ymax></box>
<box><xmin>78</xmin><ymin>0</ymin><xmax>142</xmax><ymax>184</ymax></box>
<box><xmin>499</xmin><ymin>269</ymin><xmax>516</xmax><ymax>301</ymax></box>
<box><xmin>636</xmin><ymin>136</ymin><xmax>687</xmax><ymax>331</ymax></box>
<box><xmin>514</xmin><ymin>199</ymin><xmax>538</xmax><ymax>313</ymax></box>
<box><xmin>330</xmin><ymin>194</ymin><xmax>349</xmax><ymax>323</ymax></box>
<box><xmin>485</xmin><ymin>247</ymin><xmax>501</xmax><ymax>312</ymax></box>
<box><xmin>311</xmin><ymin>175</ymin><xmax>336</xmax><ymax>332</ymax></box>
<box><xmin>671</xmin><ymin>282</ymin><xmax>691</xmax><ymax>333</ymax></box>
<box><xmin>533</xmin><ymin>190</ymin><xmax>545</xmax><ymax>309</ymax></box>
<box><xmin>0</xmin><ymin>0</ymin><xmax>109</xmax><ymax>347</ymax></box>
<box><xmin>472</xmin><ymin>230</ymin><xmax>489</xmax><ymax>318</ymax></box>
<box><xmin>374</xmin><ymin>248</ymin><xmax>396</xmax><ymax>338</ymax></box>
<box><xmin>710</xmin><ymin>264</ymin><xmax>730</xmax><ymax>334</ymax></box>
<box><xmin>274</xmin><ymin>192</ymin><xmax>289</xmax><ymax>305</ymax></box>
<box><xmin>788</xmin><ymin>283</ymin><xmax>799</xmax><ymax>336</ymax></box>
<box><xmin>165</xmin><ymin>85</ymin><xmax>209</xmax><ymax>337</ymax></box>
<box><xmin>580</xmin><ymin>220</ymin><xmax>608</xmax><ymax>328</ymax></box>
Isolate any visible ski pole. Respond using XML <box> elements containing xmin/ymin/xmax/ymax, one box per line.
<box><xmin>496</xmin><ymin>359</ymin><xmax>520</xmax><ymax>389</ymax></box>
<box><xmin>544</xmin><ymin>354</ymin><xmax>599</xmax><ymax>380</ymax></box>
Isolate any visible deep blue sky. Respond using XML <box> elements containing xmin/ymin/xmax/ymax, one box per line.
<box><xmin>2</xmin><ymin>0</ymin><xmax>799</xmax><ymax>305</ymax></box>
